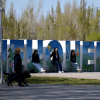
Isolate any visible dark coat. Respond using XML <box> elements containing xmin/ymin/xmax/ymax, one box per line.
<box><xmin>70</xmin><ymin>55</ymin><xmax>76</xmax><ymax>63</ymax></box>
<box><xmin>50</xmin><ymin>52</ymin><xmax>60</xmax><ymax>61</ymax></box>
<box><xmin>14</xmin><ymin>54</ymin><xmax>22</xmax><ymax>72</ymax></box>
<box><xmin>32</xmin><ymin>54</ymin><xmax>40</xmax><ymax>63</ymax></box>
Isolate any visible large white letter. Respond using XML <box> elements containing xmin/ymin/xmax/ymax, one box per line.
<box><xmin>80</xmin><ymin>41</ymin><xmax>83</xmax><ymax>72</ymax></box>
<box><xmin>87</xmin><ymin>42</ymin><xmax>97</xmax><ymax>72</ymax></box>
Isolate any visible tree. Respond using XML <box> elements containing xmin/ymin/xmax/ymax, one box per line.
<box><xmin>7</xmin><ymin>2</ymin><xmax>16</xmax><ymax>39</ymax></box>
<box><xmin>55</xmin><ymin>1</ymin><xmax>63</xmax><ymax>40</ymax></box>
<box><xmin>2</xmin><ymin>0</ymin><xmax>100</xmax><ymax>41</ymax></box>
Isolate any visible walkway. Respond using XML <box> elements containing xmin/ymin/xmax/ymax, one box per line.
<box><xmin>31</xmin><ymin>72</ymin><xmax>100</xmax><ymax>80</ymax></box>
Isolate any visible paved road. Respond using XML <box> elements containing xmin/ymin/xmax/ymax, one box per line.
<box><xmin>0</xmin><ymin>84</ymin><xmax>100</xmax><ymax>100</ymax></box>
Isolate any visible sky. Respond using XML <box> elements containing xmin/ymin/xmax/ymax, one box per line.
<box><xmin>6</xmin><ymin>0</ymin><xmax>100</xmax><ymax>18</ymax></box>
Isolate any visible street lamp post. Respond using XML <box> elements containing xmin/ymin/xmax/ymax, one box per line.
<box><xmin>0</xmin><ymin>0</ymin><xmax>5</xmax><ymax>84</ymax></box>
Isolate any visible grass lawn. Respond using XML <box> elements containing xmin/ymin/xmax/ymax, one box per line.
<box><xmin>3</xmin><ymin>76</ymin><xmax>100</xmax><ymax>85</ymax></box>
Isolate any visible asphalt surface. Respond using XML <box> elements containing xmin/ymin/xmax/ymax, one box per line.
<box><xmin>0</xmin><ymin>84</ymin><xmax>100</xmax><ymax>100</ymax></box>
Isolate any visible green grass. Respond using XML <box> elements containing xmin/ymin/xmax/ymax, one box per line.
<box><xmin>3</xmin><ymin>76</ymin><xmax>100</xmax><ymax>85</ymax></box>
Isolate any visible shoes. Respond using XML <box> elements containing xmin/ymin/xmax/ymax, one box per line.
<box><xmin>58</xmin><ymin>71</ymin><xmax>64</xmax><ymax>73</ymax></box>
<box><xmin>62</xmin><ymin>71</ymin><xmax>64</xmax><ymax>73</ymax></box>
<box><xmin>58</xmin><ymin>71</ymin><xmax>61</xmax><ymax>73</ymax></box>
<box><xmin>41</xmin><ymin>68</ymin><xmax>45</xmax><ymax>73</ymax></box>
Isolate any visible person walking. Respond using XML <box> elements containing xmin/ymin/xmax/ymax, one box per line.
<box><xmin>50</xmin><ymin>47</ymin><xmax>63</xmax><ymax>73</ymax></box>
<box><xmin>8</xmin><ymin>47</ymin><xmax>24</xmax><ymax>87</ymax></box>
<box><xmin>32</xmin><ymin>50</ymin><xmax>45</xmax><ymax>73</ymax></box>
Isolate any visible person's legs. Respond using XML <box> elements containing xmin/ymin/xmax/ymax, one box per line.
<box><xmin>17</xmin><ymin>71</ymin><xmax>22</xmax><ymax>86</ymax></box>
<box><xmin>53</xmin><ymin>61</ymin><xmax>60</xmax><ymax>71</ymax></box>
<box><xmin>59</xmin><ymin>62</ymin><xmax>62</xmax><ymax>71</ymax></box>
<box><xmin>36</xmin><ymin>64</ymin><xmax>42</xmax><ymax>72</ymax></box>
<box><xmin>71</xmin><ymin>62</ymin><xmax>78</xmax><ymax>70</ymax></box>
<box><xmin>32</xmin><ymin>62</ymin><xmax>41</xmax><ymax>72</ymax></box>
<box><xmin>8</xmin><ymin>73</ymin><xmax>17</xmax><ymax>86</ymax></box>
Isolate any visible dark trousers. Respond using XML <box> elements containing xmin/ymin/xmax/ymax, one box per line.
<box><xmin>9</xmin><ymin>70</ymin><xmax>22</xmax><ymax>85</ymax></box>
<box><xmin>8</xmin><ymin>73</ymin><xmax>17</xmax><ymax>83</ymax></box>
<box><xmin>16</xmin><ymin>71</ymin><xmax>22</xmax><ymax>85</ymax></box>
<box><xmin>53</xmin><ymin>61</ymin><xmax>62</xmax><ymax>71</ymax></box>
